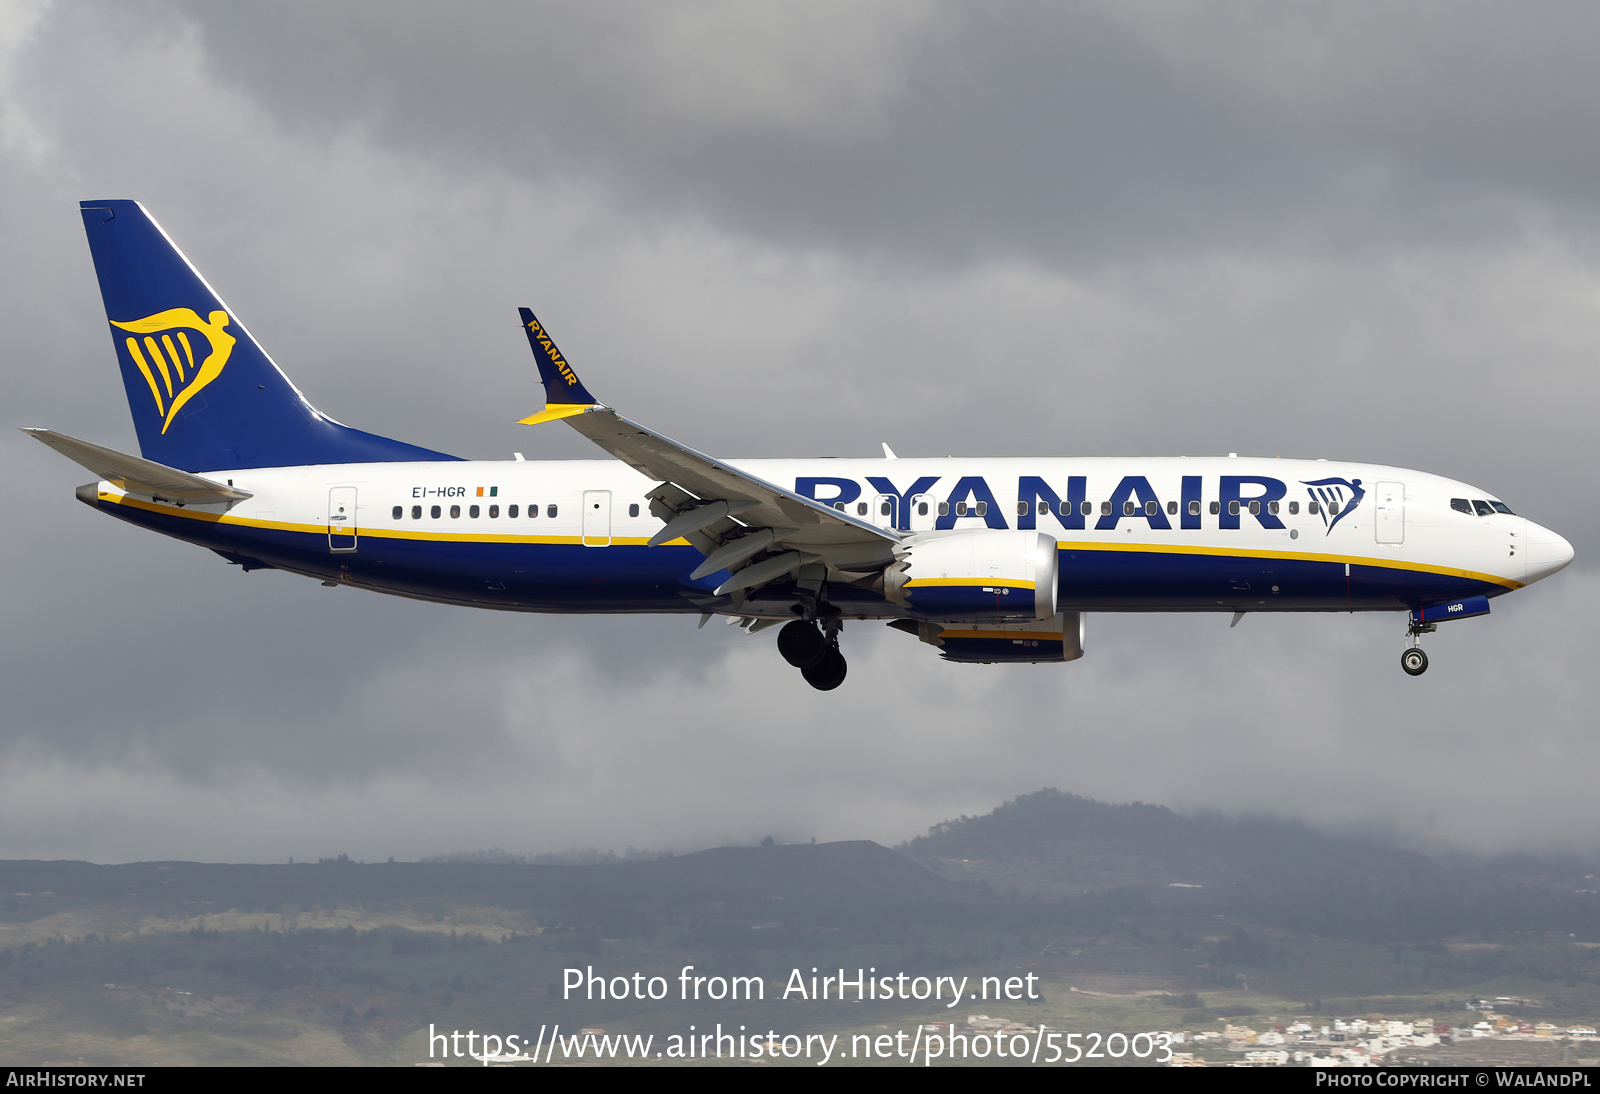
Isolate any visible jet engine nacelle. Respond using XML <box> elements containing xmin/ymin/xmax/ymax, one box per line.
<box><xmin>883</xmin><ymin>530</ymin><xmax>1058</xmax><ymax>622</ymax></box>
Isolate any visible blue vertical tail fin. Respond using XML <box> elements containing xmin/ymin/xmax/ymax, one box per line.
<box><xmin>79</xmin><ymin>200</ymin><xmax>457</xmax><ymax>471</ymax></box>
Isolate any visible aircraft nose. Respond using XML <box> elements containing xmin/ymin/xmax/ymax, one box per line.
<box><xmin>1524</xmin><ymin>521</ymin><xmax>1575</xmax><ymax>583</ymax></box>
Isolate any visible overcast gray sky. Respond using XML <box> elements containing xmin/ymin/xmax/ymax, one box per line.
<box><xmin>2</xmin><ymin>0</ymin><xmax>1597</xmax><ymax>863</ymax></box>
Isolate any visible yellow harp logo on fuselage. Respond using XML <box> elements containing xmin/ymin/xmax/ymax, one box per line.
<box><xmin>110</xmin><ymin>308</ymin><xmax>236</xmax><ymax>434</ymax></box>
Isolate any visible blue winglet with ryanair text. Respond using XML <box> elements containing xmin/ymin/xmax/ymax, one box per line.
<box><xmin>516</xmin><ymin>308</ymin><xmax>600</xmax><ymax>425</ymax></box>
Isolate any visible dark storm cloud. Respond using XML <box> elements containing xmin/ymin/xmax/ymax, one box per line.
<box><xmin>0</xmin><ymin>0</ymin><xmax>1596</xmax><ymax>861</ymax></box>
<box><xmin>154</xmin><ymin>0</ymin><xmax>1355</xmax><ymax>263</ymax></box>
<box><xmin>165</xmin><ymin>1</ymin><xmax>1600</xmax><ymax>263</ymax></box>
<box><xmin>1092</xmin><ymin>1</ymin><xmax>1600</xmax><ymax>207</ymax></box>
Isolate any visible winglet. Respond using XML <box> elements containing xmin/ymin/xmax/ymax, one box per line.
<box><xmin>516</xmin><ymin>308</ymin><xmax>599</xmax><ymax>424</ymax></box>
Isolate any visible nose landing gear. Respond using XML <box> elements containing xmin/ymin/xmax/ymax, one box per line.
<box><xmin>1401</xmin><ymin>617</ymin><xmax>1436</xmax><ymax>676</ymax></box>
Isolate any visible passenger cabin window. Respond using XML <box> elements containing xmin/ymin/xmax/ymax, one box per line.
<box><xmin>1268</xmin><ymin>501</ymin><xmax>1279</xmax><ymax>515</ymax></box>
<box><xmin>1229</xmin><ymin>501</ymin><xmax>1241</xmax><ymax>516</ymax></box>
<box><xmin>1473</xmin><ymin>500</ymin><xmax>1494</xmax><ymax>517</ymax></box>
<box><xmin>919</xmin><ymin>501</ymin><xmax>930</xmax><ymax>516</ymax></box>
<box><xmin>938</xmin><ymin>502</ymin><xmax>950</xmax><ymax>516</ymax></box>
<box><xmin>1058</xmin><ymin>501</ymin><xmax>1070</xmax><ymax>516</ymax></box>
<box><xmin>1145</xmin><ymin>500</ymin><xmax>1158</xmax><ymax>516</ymax></box>
<box><xmin>1308</xmin><ymin>500</ymin><xmax>1320</xmax><ymax>515</ymax></box>
<box><xmin>391</xmin><ymin>506</ymin><xmax>402</xmax><ymax>519</ymax></box>
<box><xmin>469</xmin><ymin>504</ymin><xmax>480</xmax><ymax>518</ymax></box>
<box><xmin>1017</xmin><ymin>501</ymin><xmax>1029</xmax><ymax>516</ymax></box>
<box><xmin>508</xmin><ymin>504</ymin><xmax>519</xmax><ymax>518</ymax></box>
<box><xmin>1188</xmin><ymin>500</ymin><xmax>1201</xmax><ymax>516</ymax></box>
<box><xmin>1209</xmin><ymin>501</ymin><xmax>1220</xmax><ymax>515</ymax></box>
<box><xmin>1080</xmin><ymin>501</ymin><xmax>1093</xmax><ymax>516</ymax></box>
<box><xmin>976</xmin><ymin>501</ymin><xmax>988</xmax><ymax>516</ymax></box>
<box><xmin>1123</xmin><ymin>500</ymin><xmax>1135</xmax><ymax>516</ymax></box>
<box><xmin>880</xmin><ymin>501</ymin><xmax>892</xmax><ymax>517</ymax></box>
<box><xmin>956</xmin><ymin>501</ymin><xmax>968</xmax><ymax>516</ymax></box>
<box><xmin>1451</xmin><ymin>498</ymin><xmax>1472</xmax><ymax>514</ymax></box>
<box><xmin>1038</xmin><ymin>501</ymin><xmax>1048</xmax><ymax>516</ymax></box>
<box><xmin>1100</xmin><ymin>501</ymin><xmax>1112</xmax><ymax>516</ymax></box>
<box><xmin>1491</xmin><ymin>501</ymin><xmax>1514</xmax><ymax>514</ymax></box>
<box><xmin>528</xmin><ymin>504</ymin><xmax>537</xmax><ymax>518</ymax></box>
<box><xmin>547</xmin><ymin>504</ymin><xmax>558</xmax><ymax>518</ymax></box>
<box><xmin>856</xmin><ymin>502</ymin><xmax>868</xmax><ymax>516</ymax></box>
<box><xmin>1167</xmin><ymin>501</ymin><xmax>1178</xmax><ymax>516</ymax></box>
<box><xmin>833</xmin><ymin>502</ymin><xmax>845</xmax><ymax>511</ymax></box>
<box><xmin>1328</xmin><ymin>500</ymin><xmax>1340</xmax><ymax>514</ymax></box>
<box><xmin>629</xmin><ymin>503</ymin><xmax>640</xmax><ymax>517</ymax></box>
<box><xmin>450</xmin><ymin>505</ymin><xmax>461</xmax><ymax>518</ymax></box>
<box><xmin>430</xmin><ymin>505</ymin><xmax>441</xmax><ymax>519</ymax></box>
<box><xmin>412</xmin><ymin>505</ymin><xmax>422</xmax><ymax>519</ymax></box>
<box><xmin>489</xmin><ymin>505</ymin><xmax>499</xmax><ymax>518</ymax></box>
<box><xmin>1248</xmin><ymin>500</ymin><xmax>1260</xmax><ymax>516</ymax></box>
<box><xmin>1288</xmin><ymin>501</ymin><xmax>1298</xmax><ymax>515</ymax></box>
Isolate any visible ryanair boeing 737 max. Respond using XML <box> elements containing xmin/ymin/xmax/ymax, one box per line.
<box><xmin>25</xmin><ymin>201</ymin><xmax>1575</xmax><ymax>690</ymax></box>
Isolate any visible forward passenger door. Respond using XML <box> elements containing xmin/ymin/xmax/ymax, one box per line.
<box><xmin>1375</xmin><ymin>481</ymin><xmax>1404</xmax><ymax>545</ymax></box>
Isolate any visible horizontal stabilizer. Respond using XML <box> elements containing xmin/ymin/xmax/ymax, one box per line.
<box><xmin>22</xmin><ymin>428</ymin><xmax>251</xmax><ymax>504</ymax></box>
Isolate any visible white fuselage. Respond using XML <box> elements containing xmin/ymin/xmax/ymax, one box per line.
<box><xmin>89</xmin><ymin>455</ymin><xmax>1571</xmax><ymax>619</ymax></box>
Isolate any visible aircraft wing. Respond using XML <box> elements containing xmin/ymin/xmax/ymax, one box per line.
<box><xmin>562</xmin><ymin>405</ymin><xmax>897</xmax><ymax>549</ymax></box>
<box><xmin>514</xmin><ymin>309</ymin><xmax>898</xmax><ymax>593</ymax></box>
<box><xmin>22</xmin><ymin>428</ymin><xmax>252</xmax><ymax>505</ymax></box>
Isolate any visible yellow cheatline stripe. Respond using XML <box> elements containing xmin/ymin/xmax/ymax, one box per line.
<box><xmin>124</xmin><ymin>337</ymin><xmax>164</xmax><ymax>415</ymax></box>
<box><xmin>100</xmin><ymin>493</ymin><xmax>685</xmax><ymax>546</ymax></box>
<box><xmin>905</xmin><ymin>577</ymin><xmax>1035</xmax><ymax>589</ymax></box>
<box><xmin>1052</xmin><ymin>538</ymin><xmax>1524</xmax><ymax>590</ymax></box>
<box><xmin>517</xmin><ymin>403</ymin><xmax>596</xmax><ymax>425</ymax></box>
<box><xmin>940</xmin><ymin>629</ymin><xmax>1064</xmax><ymax>641</ymax></box>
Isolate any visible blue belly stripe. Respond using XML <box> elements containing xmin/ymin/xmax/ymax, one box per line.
<box><xmin>102</xmin><ymin>499</ymin><xmax>1508</xmax><ymax>615</ymax></box>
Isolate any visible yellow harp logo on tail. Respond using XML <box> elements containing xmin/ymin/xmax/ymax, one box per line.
<box><xmin>110</xmin><ymin>309</ymin><xmax>236</xmax><ymax>434</ymax></box>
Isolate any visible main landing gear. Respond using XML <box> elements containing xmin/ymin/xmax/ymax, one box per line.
<box><xmin>778</xmin><ymin>617</ymin><xmax>847</xmax><ymax>691</ymax></box>
<box><xmin>1401</xmin><ymin>617</ymin><xmax>1435</xmax><ymax>676</ymax></box>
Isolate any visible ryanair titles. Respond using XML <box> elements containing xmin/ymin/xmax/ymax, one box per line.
<box><xmin>795</xmin><ymin>474</ymin><xmax>1361</xmax><ymax>533</ymax></box>
<box><xmin>526</xmin><ymin>316</ymin><xmax>581</xmax><ymax>388</ymax></box>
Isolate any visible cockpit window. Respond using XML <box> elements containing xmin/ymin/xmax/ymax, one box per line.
<box><xmin>1490</xmin><ymin>501</ymin><xmax>1514</xmax><ymax>515</ymax></box>
<box><xmin>1451</xmin><ymin>498</ymin><xmax>1472</xmax><ymax>515</ymax></box>
<box><xmin>1472</xmin><ymin>500</ymin><xmax>1494</xmax><ymax>517</ymax></box>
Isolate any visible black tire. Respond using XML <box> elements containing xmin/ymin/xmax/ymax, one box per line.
<box><xmin>1400</xmin><ymin>648</ymin><xmax>1429</xmax><ymax>676</ymax></box>
<box><xmin>801</xmin><ymin>647</ymin><xmax>848</xmax><ymax>691</ymax></box>
<box><xmin>778</xmin><ymin>620</ymin><xmax>829</xmax><ymax>668</ymax></box>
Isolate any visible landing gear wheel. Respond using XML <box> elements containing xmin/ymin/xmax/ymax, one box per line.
<box><xmin>1400</xmin><ymin>647</ymin><xmax>1429</xmax><ymax>676</ymax></box>
<box><xmin>778</xmin><ymin>620</ymin><xmax>828</xmax><ymax>668</ymax></box>
<box><xmin>801</xmin><ymin>647</ymin><xmax>847</xmax><ymax>691</ymax></box>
